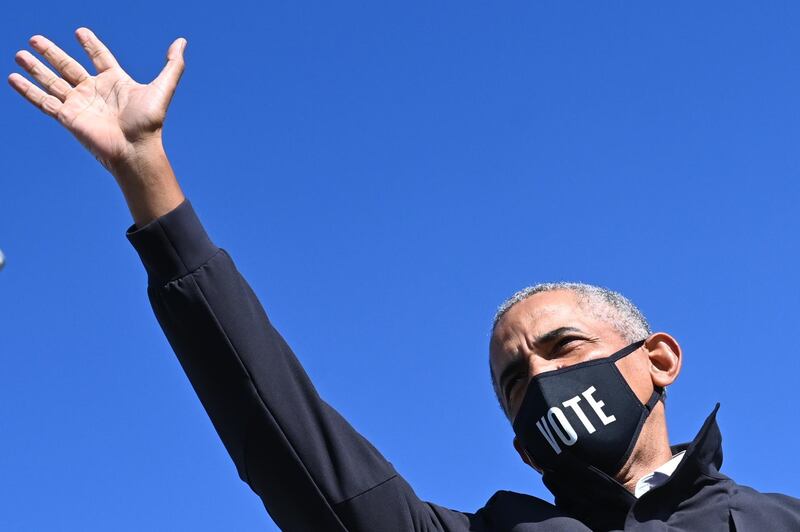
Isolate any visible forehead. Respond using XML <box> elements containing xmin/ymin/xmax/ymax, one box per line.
<box><xmin>489</xmin><ymin>290</ymin><xmax>618</xmax><ymax>371</ymax></box>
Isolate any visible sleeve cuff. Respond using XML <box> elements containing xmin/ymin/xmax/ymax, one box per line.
<box><xmin>126</xmin><ymin>200</ymin><xmax>219</xmax><ymax>286</ymax></box>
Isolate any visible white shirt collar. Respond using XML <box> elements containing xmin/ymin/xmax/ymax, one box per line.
<box><xmin>634</xmin><ymin>450</ymin><xmax>686</xmax><ymax>498</ymax></box>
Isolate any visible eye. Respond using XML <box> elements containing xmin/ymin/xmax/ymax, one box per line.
<box><xmin>550</xmin><ymin>336</ymin><xmax>586</xmax><ymax>358</ymax></box>
<box><xmin>551</xmin><ymin>336</ymin><xmax>583</xmax><ymax>354</ymax></box>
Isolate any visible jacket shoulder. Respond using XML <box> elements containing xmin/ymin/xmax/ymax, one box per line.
<box><xmin>472</xmin><ymin>490</ymin><xmax>591</xmax><ymax>531</ymax></box>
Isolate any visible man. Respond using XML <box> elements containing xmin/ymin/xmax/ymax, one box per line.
<box><xmin>9</xmin><ymin>28</ymin><xmax>800</xmax><ymax>531</ymax></box>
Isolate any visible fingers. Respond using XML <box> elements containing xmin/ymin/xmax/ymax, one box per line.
<box><xmin>14</xmin><ymin>50</ymin><xmax>73</xmax><ymax>101</ymax></box>
<box><xmin>7</xmin><ymin>72</ymin><xmax>63</xmax><ymax>119</ymax></box>
<box><xmin>75</xmin><ymin>27</ymin><xmax>120</xmax><ymax>73</ymax></box>
<box><xmin>29</xmin><ymin>34</ymin><xmax>91</xmax><ymax>86</ymax></box>
<box><xmin>152</xmin><ymin>38</ymin><xmax>187</xmax><ymax>97</ymax></box>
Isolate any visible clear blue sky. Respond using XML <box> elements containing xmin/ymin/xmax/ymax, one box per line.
<box><xmin>2</xmin><ymin>2</ymin><xmax>799</xmax><ymax>530</ymax></box>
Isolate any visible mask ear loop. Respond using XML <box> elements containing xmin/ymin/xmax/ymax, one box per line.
<box><xmin>645</xmin><ymin>385</ymin><xmax>665</xmax><ymax>412</ymax></box>
<box><xmin>604</xmin><ymin>386</ymin><xmax>666</xmax><ymax>476</ymax></box>
<box><xmin>608</xmin><ymin>339</ymin><xmax>646</xmax><ymax>362</ymax></box>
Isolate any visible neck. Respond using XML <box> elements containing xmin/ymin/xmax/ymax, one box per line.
<box><xmin>613</xmin><ymin>402</ymin><xmax>672</xmax><ymax>493</ymax></box>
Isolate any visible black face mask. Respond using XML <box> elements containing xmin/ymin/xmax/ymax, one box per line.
<box><xmin>512</xmin><ymin>340</ymin><xmax>663</xmax><ymax>476</ymax></box>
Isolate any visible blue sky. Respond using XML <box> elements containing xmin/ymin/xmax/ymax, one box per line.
<box><xmin>2</xmin><ymin>2</ymin><xmax>799</xmax><ymax>530</ymax></box>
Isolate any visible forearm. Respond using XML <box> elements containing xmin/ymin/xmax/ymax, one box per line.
<box><xmin>110</xmin><ymin>135</ymin><xmax>185</xmax><ymax>228</ymax></box>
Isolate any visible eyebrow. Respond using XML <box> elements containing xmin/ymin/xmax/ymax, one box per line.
<box><xmin>496</xmin><ymin>326</ymin><xmax>587</xmax><ymax>400</ymax></box>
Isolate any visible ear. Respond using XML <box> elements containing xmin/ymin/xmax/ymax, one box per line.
<box><xmin>643</xmin><ymin>332</ymin><xmax>682</xmax><ymax>389</ymax></box>
<box><xmin>513</xmin><ymin>437</ymin><xmax>543</xmax><ymax>474</ymax></box>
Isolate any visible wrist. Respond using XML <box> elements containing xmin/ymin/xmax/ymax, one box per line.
<box><xmin>108</xmin><ymin>133</ymin><xmax>167</xmax><ymax>177</ymax></box>
<box><xmin>109</xmin><ymin>134</ymin><xmax>186</xmax><ymax>228</ymax></box>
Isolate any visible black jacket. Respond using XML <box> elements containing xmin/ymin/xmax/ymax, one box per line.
<box><xmin>127</xmin><ymin>200</ymin><xmax>800</xmax><ymax>531</ymax></box>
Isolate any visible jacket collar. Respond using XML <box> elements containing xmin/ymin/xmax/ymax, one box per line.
<box><xmin>541</xmin><ymin>404</ymin><xmax>724</xmax><ymax>529</ymax></box>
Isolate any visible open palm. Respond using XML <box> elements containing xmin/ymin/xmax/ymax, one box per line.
<box><xmin>8</xmin><ymin>27</ymin><xmax>186</xmax><ymax>169</ymax></box>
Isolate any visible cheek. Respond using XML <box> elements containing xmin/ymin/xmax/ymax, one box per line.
<box><xmin>613</xmin><ymin>354</ymin><xmax>654</xmax><ymax>403</ymax></box>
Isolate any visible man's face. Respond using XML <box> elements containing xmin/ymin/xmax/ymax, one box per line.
<box><xmin>490</xmin><ymin>290</ymin><xmax>654</xmax><ymax>421</ymax></box>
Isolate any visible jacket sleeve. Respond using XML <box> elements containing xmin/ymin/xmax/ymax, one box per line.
<box><xmin>730</xmin><ymin>487</ymin><xmax>800</xmax><ymax>531</ymax></box>
<box><xmin>126</xmin><ymin>200</ymin><xmax>476</xmax><ymax>532</ymax></box>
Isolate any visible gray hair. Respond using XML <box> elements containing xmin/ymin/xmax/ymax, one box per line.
<box><xmin>490</xmin><ymin>282</ymin><xmax>651</xmax><ymax>416</ymax></box>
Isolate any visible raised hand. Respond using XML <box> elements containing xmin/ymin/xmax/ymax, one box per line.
<box><xmin>8</xmin><ymin>27</ymin><xmax>188</xmax><ymax>226</ymax></box>
<box><xmin>8</xmin><ymin>27</ymin><xmax>186</xmax><ymax>172</ymax></box>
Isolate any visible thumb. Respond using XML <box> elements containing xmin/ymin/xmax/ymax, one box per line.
<box><xmin>152</xmin><ymin>37</ymin><xmax>187</xmax><ymax>97</ymax></box>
